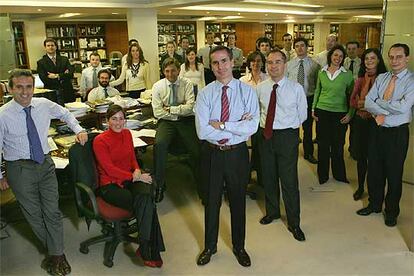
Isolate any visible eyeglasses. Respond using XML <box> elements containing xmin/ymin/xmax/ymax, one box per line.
<box><xmin>266</xmin><ymin>60</ymin><xmax>284</xmax><ymax>65</ymax></box>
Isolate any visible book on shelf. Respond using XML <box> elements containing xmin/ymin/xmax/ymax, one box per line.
<box><xmin>96</xmin><ymin>49</ymin><xmax>106</xmax><ymax>59</ymax></box>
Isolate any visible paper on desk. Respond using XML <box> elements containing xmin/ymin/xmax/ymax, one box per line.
<box><xmin>132</xmin><ymin>137</ymin><xmax>148</xmax><ymax>148</ymax></box>
<box><xmin>130</xmin><ymin>129</ymin><xmax>156</xmax><ymax>138</ymax></box>
<box><xmin>52</xmin><ymin>157</ymin><xmax>69</xmax><ymax>169</ymax></box>
<box><xmin>48</xmin><ymin>137</ymin><xmax>58</xmax><ymax>151</ymax></box>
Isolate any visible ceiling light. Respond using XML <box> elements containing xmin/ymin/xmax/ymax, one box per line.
<box><xmin>264</xmin><ymin>14</ymin><xmax>268</xmax><ymax>16</ymax></box>
<box><xmin>353</xmin><ymin>15</ymin><xmax>382</xmax><ymax>19</ymax></box>
<box><xmin>197</xmin><ymin>16</ymin><xmax>217</xmax><ymax>21</ymax></box>
<box><xmin>222</xmin><ymin>16</ymin><xmax>244</xmax><ymax>20</ymax></box>
<box><xmin>243</xmin><ymin>0</ymin><xmax>323</xmax><ymax>8</ymax></box>
<box><xmin>37</xmin><ymin>8</ymin><xmax>42</xmax><ymax>12</ymax></box>
<box><xmin>237</xmin><ymin>13</ymin><xmax>241</xmax><ymax>15</ymax></box>
<box><xmin>284</xmin><ymin>19</ymin><xmax>296</xmax><ymax>23</ymax></box>
<box><xmin>177</xmin><ymin>6</ymin><xmax>316</xmax><ymax>16</ymax></box>
<box><xmin>112</xmin><ymin>12</ymin><xmax>119</xmax><ymax>15</ymax></box>
<box><xmin>168</xmin><ymin>10</ymin><xmax>172</xmax><ymax>13</ymax></box>
<box><xmin>206</xmin><ymin>11</ymin><xmax>210</xmax><ymax>14</ymax></box>
<box><xmin>58</xmin><ymin>13</ymin><xmax>81</xmax><ymax>18</ymax></box>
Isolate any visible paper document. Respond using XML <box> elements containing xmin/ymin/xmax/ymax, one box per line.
<box><xmin>52</xmin><ymin>157</ymin><xmax>69</xmax><ymax>169</ymax></box>
<box><xmin>48</xmin><ymin>137</ymin><xmax>58</xmax><ymax>151</ymax></box>
<box><xmin>130</xmin><ymin>129</ymin><xmax>156</xmax><ymax>138</ymax></box>
<box><xmin>132</xmin><ymin>137</ymin><xmax>148</xmax><ymax>148</ymax></box>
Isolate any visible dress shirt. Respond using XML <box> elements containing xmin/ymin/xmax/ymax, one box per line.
<box><xmin>110</xmin><ymin>62</ymin><xmax>152</xmax><ymax>91</ymax></box>
<box><xmin>313</xmin><ymin>50</ymin><xmax>328</xmax><ymax>67</ymax></box>
<box><xmin>79</xmin><ymin>64</ymin><xmax>103</xmax><ymax>95</ymax></box>
<box><xmin>343</xmin><ymin>57</ymin><xmax>361</xmax><ymax>80</ymax></box>
<box><xmin>87</xmin><ymin>86</ymin><xmax>120</xmax><ymax>102</ymax></box>
<box><xmin>195</xmin><ymin>78</ymin><xmax>259</xmax><ymax>146</ymax></box>
<box><xmin>197</xmin><ymin>44</ymin><xmax>217</xmax><ymax>69</ymax></box>
<box><xmin>239</xmin><ymin>72</ymin><xmax>269</xmax><ymax>88</ymax></box>
<box><xmin>229</xmin><ymin>46</ymin><xmax>244</xmax><ymax>69</ymax></box>
<box><xmin>0</xmin><ymin>98</ymin><xmax>84</xmax><ymax>178</ymax></box>
<box><xmin>320</xmin><ymin>65</ymin><xmax>348</xmax><ymax>80</ymax></box>
<box><xmin>365</xmin><ymin>69</ymin><xmax>414</xmax><ymax>127</ymax></box>
<box><xmin>281</xmin><ymin>48</ymin><xmax>297</xmax><ymax>62</ymax></box>
<box><xmin>152</xmin><ymin>77</ymin><xmax>195</xmax><ymax>121</ymax></box>
<box><xmin>256</xmin><ymin>77</ymin><xmax>307</xmax><ymax>129</ymax></box>
<box><xmin>179</xmin><ymin>63</ymin><xmax>206</xmax><ymax>89</ymax></box>
<box><xmin>286</xmin><ymin>56</ymin><xmax>320</xmax><ymax>96</ymax></box>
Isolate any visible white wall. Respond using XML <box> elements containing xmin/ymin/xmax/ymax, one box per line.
<box><xmin>313</xmin><ymin>22</ymin><xmax>330</xmax><ymax>55</ymax></box>
<box><xmin>22</xmin><ymin>20</ymin><xmax>46</xmax><ymax>71</ymax></box>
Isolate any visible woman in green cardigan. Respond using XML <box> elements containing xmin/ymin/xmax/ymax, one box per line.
<box><xmin>312</xmin><ymin>45</ymin><xmax>354</xmax><ymax>184</ymax></box>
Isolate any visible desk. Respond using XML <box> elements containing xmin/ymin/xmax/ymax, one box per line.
<box><xmin>34</xmin><ymin>88</ymin><xmax>58</xmax><ymax>103</ymax></box>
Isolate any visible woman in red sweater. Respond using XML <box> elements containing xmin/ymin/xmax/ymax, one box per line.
<box><xmin>93</xmin><ymin>104</ymin><xmax>164</xmax><ymax>268</ymax></box>
<box><xmin>349</xmin><ymin>48</ymin><xmax>387</xmax><ymax>200</ymax></box>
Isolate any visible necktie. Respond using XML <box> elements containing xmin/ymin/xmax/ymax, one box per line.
<box><xmin>92</xmin><ymin>68</ymin><xmax>98</xmax><ymax>88</ymax></box>
<box><xmin>103</xmin><ymin>87</ymin><xmax>108</xmax><ymax>98</ymax></box>
<box><xmin>297</xmin><ymin>59</ymin><xmax>305</xmax><ymax>87</ymax></box>
<box><xmin>349</xmin><ymin>60</ymin><xmax>354</xmax><ymax>74</ymax></box>
<box><xmin>263</xmin><ymin>84</ymin><xmax>278</xmax><ymax>140</ymax></box>
<box><xmin>169</xmin><ymin>83</ymin><xmax>177</xmax><ymax>106</ymax></box>
<box><xmin>51</xmin><ymin>56</ymin><xmax>56</xmax><ymax>65</ymax></box>
<box><xmin>376</xmin><ymin>75</ymin><xmax>397</xmax><ymax>125</ymax></box>
<box><xmin>23</xmin><ymin>106</ymin><xmax>44</xmax><ymax>164</ymax></box>
<box><xmin>218</xmin><ymin>86</ymin><xmax>230</xmax><ymax>144</ymax></box>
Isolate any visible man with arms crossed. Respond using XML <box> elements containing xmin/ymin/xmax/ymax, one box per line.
<box><xmin>195</xmin><ymin>46</ymin><xmax>259</xmax><ymax>267</ymax></box>
<box><xmin>0</xmin><ymin>69</ymin><xmax>88</xmax><ymax>275</ymax></box>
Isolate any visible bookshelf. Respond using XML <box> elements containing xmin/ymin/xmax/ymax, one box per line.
<box><xmin>45</xmin><ymin>23</ymin><xmax>108</xmax><ymax>63</ymax></box>
<box><xmin>205</xmin><ymin>23</ymin><xmax>236</xmax><ymax>46</ymax></box>
<box><xmin>293</xmin><ymin>24</ymin><xmax>315</xmax><ymax>55</ymax></box>
<box><xmin>157</xmin><ymin>22</ymin><xmax>197</xmax><ymax>54</ymax></box>
<box><xmin>330</xmin><ymin>24</ymin><xmax>340</xmax><ymax>35</ymax></box>
<box><xmin>12</xmin><ymin>22</ymin><xmax>30</xmax><ymax>69</ymax></box>
<box><xmin>264</xmin><ymin>24</ymin><xmax>275</xmax><ymax>46</ymax></box>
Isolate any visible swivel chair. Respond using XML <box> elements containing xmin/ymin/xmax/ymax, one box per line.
<box><xmin>69</xmin><ymin>133</ymin><xmax>138</xmax><ymax>267</ymax></box>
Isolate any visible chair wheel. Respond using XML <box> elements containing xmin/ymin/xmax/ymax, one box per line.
<box><xmin>79</xmin><ymin>245</ymin><xmax>89</xmax><ymax>254</ymax></box>
<box><xmin>104</xmin><ymin>260</ymin><xmax>113</xmax><ymax>267</ymax></box>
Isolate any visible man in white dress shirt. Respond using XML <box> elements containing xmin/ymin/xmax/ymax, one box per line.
<box><xmin>287</xmin><ymin>37</ymin><xmax>320</xmax><ymax>164</ymax></box>
<box><xmin>227</xmin><ymin>33</ymin><xmax>243</xmax><ymax>79</ymax></box>
<box><xmin>198</xmin><ymin>32</ymin><xmax>218</xmax><ymax>84</ymax></box>
<box><xmin>281</xmin><ymin>33</ymin><xmax>296</xmax><ymax>62</ymax></box>
<box><xmin>151</xmin><ymin>58</ymin><xmax>199</xmax><ymax>203</ymax></box>
<box><xmin>313</xmin><ymin>34</ymin><xmax>338</xmax><ymax>67</ymax></box>
<box><xmin>87</xmin><ymin>69</ymin><xmax>120</xmax><ymax>102</ymax></box>
<box><xmin>256</xmin><ymin>50</ymin><xmax>307</xmax><ymax>242</ymax></box>
<box><xmin>344</xmin><ymin>41</ymin><xmax>362</xmax><ymax>80</ymax></box>
<box><xmin>80</xmin><ymin>52</ymin><xmax>102</xmax><ymax>99</ymax></box>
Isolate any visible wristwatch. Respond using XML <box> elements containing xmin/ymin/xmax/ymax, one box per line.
<box><xmin>219</xmin><ymin>123</ymin><xmax>225</xmax><ymax>130</ymax></box>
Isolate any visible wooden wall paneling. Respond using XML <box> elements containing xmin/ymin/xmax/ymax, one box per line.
<box><xmin>105</xmin><ymin>22</ymin><xmax>129</xmax><ymax>56</ymax></box>
<box><xmin>274</xmin><ymin>24</ymin><xmax>287</xmax><ymax>49</ymax></box>
<box><xmin>235</xmin><ymin>22</ymin><xmax>263</xmax><ymax>55</ymax></box>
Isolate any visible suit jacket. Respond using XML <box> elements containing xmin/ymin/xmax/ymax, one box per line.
<box><xmin>37</xmin><ymin>54</ymin><xmax>75</xmax><ymax>103</ymax></box>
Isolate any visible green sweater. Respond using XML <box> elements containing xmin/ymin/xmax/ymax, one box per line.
<box><xmin>312</xmin><ymin>69</ymin><xmax>355</xmax><ymax>115</ymax></box>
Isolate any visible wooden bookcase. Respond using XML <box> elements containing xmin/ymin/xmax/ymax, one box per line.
<box><xmin>293</xmin><ymin>24</ymin><xmax>315</xmax><ymax>55</ymax></box>
<box><xmin>45</xmin><ymin>22</ymin><xmax>108</xmax><ymax>64</ymax></box>
<box><xmin>12</xmin><ymin>22</ymin><xmax>30</xmax><ymax>69</ymax></box>
<box><xmin>205</xmin><ymin>22</ymin><xmax>236</xmax><ymax>46</ymax></box>
<box><xmin>157</xmin><ymin>21</ymin><xmax>197</xmax><ymax>54</ymax></box>
<box><xmin>264</xmin><ymin>24</ymin><xmax>275</xmax><ymax>46</ymax></box>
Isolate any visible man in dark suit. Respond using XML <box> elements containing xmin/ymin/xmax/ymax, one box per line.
<box><xmin>37</xmin><ymin>38</ymin><xmax>75</xmax><ymax>104</ymax></box>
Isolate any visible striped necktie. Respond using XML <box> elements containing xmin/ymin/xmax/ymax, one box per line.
<box><xmin>218</xmin><ymin>85</ymin><xmax>230</xmax><ymax>144</ymax></box>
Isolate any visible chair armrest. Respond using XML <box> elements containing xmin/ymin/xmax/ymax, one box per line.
<box><xmin>74</xmin><ymin>182</ymin><xmax>100</xmax><ymax>218</ymax></box>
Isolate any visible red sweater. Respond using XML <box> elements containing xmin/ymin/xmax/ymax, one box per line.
<box><xmin>93</xmin><ymin>128</ymin><xmax>140</xmax><ymax>187</ymax></box>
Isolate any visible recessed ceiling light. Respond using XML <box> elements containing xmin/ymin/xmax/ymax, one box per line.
<box><xmin>58</xmin><ymin>13</ymin><xmax>81</xmax><ymax>18</ymax></box>
<box><xmin>265</xmin><ymin>14</ymin><xmax>268</xmax><ymax>16</ymax></box>
<box><xmin>353</xmin><ymin>15</ymin><xmax>382</xmax><ymax>19</ymax></box>
<box><xmin>237</xmin><ymin>13</ymin><xmax>241</xmax><ymax>15</ymax></box>
<box><xmin>243</xmin><ymin>0</ymin><xmax>323</xmax><ymax>8</ymax></box>
<box><xmin>206</xmin><ymin>11</ymin><xmax>210</xmax><ymax>14</ymax></box>
<box><xmin>168</xmin><ymin>10</ymin><xmax>172</xmax><ymax>13</ymax></box>
<box><xmin>37</xmin><ymin>8</ymin><xmax>42</xmax><ymax>12</ymax></box>
<box><xmin>177</xmin><ymin>6</ymin><xmax>316</xmax><ymax>16</ymax></box>
<box><xmin>222</xmin><ymin>16</ymin><xmax>244</xmax><ymax>20</ymax></box>
<box><xmin>112</xmin><ymin>12</ymin><xmax>119</xmax><ymax>15</ymax></box>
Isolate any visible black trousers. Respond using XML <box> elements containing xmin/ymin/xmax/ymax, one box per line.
<box><xmin>200</xmin><ymin>142</ymin><xmax>250</xmax><ymax>251</ymax></box>
<box><xmin>302</xmin><ymin>95</ymin><xmax>314</xmax><ymax>157</ymax></box>
<box><xmin>98</xmin><ymin>182</ymin><xmax>165</xmax><ymax>261</ymax></box>
<box><xmin>258</xmin><ymin>128</ymin><xmax>301</xmax><ymax>227</ymax></box>
<box><xmin>154</xmin><ymin>118</ymin><xmax>200</xmax><ymax>190</ymax></box>
<box><xmin>315</xmin><ymin>109</ymin><xmax>348</xmax><ymax>183</ymax></box>
<box><xmin>128</xmin><ymin>88</ymin><xmax>146</xmax><ymax>99</ymax></box>
<box><xmin>367</xmin><ymin>124</ymin><xmax>409</xmax><ymax>218</ymax></box>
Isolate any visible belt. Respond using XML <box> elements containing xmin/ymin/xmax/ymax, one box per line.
<box><xmin>378</xmin><ymin>123</ymin><xmax>409</xmax><ymax>130</ymax></box>
<box><xmin>208</xmin><ymin>142</ymin><xmax>245</xmax><ymax>151</ymax></box>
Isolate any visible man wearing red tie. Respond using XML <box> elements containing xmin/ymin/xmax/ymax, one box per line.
<box><xmin>37</xmin><ymin>38</ymin><xmax>75</xmax><ymax>104</ymax></box>
<box><xmin>256</xmin><ymin>49</ymin><xmax>307</xmax><ymax>241</ymax></box>
<box><xmin>195</xmin><ymin>46</ymin><xmax>259</xmax><ymax>267</ymax></box>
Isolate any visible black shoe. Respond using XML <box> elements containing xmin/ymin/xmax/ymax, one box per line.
<box><xmin>232</xmin><ymin>248</ymin><xmax>251</xmax><ymax>267</ymax></box>
<box><xmin>353</xmin><ymin>189</ymin><xmax>364</xmax><ymax>201</ymax></box>
<box><xmin>319</xmin><ymin>178</ymin><xmax>328</xmax><ymax>185</ymax></box>
<box><xmin>197</xmin><ymin>249</ymin><xmax>217</xmax><ymax>266</ymax></box>
<box><xmin>154</xmin><ymin>187</ymin><xmax>164</xmax><ymax>203</ymax></box>
<box><xmin>384</xmin><ymin>216</ymin><xmax>397</xmax><ymax>227</ymax></box>
<box><xmin>304</xmin><ymin>155</ymin><xmax>318</xmax><ymax>164</ymax></box>
<box><xmin>288</xmin><ymin>226</ymin><xmax>306</xmax><ymax>241</ymax></box>
<box><xmin>259</xmin><ymin>214</ymin><xmax>280</xmax><ymax>225</ymax></box>
<box><xmin>356</xmin><ymin>206</ymin><xmax>381</xmax><ymax>216</ymax></box>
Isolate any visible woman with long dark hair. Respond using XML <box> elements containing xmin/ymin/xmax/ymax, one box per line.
<box><xmin>179</xmin><ymin>47</ymin><xmax>205</xmax><ymax>96</ymax></box>
<box><xmin>349</xmin><ymin>48</ymin><xmax>387</xmax><ymax>200</ymax></box>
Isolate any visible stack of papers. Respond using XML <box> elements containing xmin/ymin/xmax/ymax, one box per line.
<box><xmin>65</xmin><ymin>102</ymin><xmax>90</xmax><ymax>117</ymax></box>
<box><xmin>125</xmin><ymin>119</ymin><xmax>142</xmax><ymax>129</ymax></box>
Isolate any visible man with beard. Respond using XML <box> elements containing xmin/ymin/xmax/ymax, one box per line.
<box><xmin>87</xmin><ymin>69</ymin><xmax>120</xmax><ymax>102</ymax></box>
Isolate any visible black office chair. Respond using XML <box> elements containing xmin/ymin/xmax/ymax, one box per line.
<box><xmin>69</xmin><ymin>133</ymin><xmax>138</xmax><ymax>267</ymax></box>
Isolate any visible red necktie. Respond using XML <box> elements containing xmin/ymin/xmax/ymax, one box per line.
<box><xmin>263</xmin><ymin>83</ymin><xmax>278</xmax><ymax>139</ymax></box>
<box><xmin>218</xmin><ymin>85</ymin><xmax>229</xmax><ymax>144</ymax></box>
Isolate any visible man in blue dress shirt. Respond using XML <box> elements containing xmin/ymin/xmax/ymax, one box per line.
<box><xmin>256</xmin><ymin>49</ymin><xmax>308</xmax><ymax>241</ymax></box>
<box><xmin>195</xmin><ymin>46</ymin><xmax>259</xmax><ymax>267</ymax></box>
<box><xmin>0</xmin><ymin>69</ymin><xmax>88</xmax><ymax>275</ymax></box>
<box><xmin>357</xmin><ymin>43</ymin><xmax>414</xmax><ymax>227</ymax></box>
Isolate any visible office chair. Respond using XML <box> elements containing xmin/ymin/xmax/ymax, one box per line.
<box><xmin>68</xmin><ymin>133</ymin><xmax>138</xmax><ymax>267</ymax></box>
